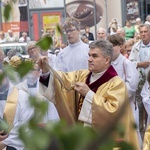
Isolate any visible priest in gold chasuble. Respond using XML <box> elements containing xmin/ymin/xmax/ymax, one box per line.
<box><xmin>38</xmin><ymin>40</ymin><xmax>140</xmax><ymax>150</ymax></box>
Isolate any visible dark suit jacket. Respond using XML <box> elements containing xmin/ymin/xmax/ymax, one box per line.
<box><xmin>83</xmin><ymin>32</ymin><xmax>94</xmax><ymax>41</ymax></box>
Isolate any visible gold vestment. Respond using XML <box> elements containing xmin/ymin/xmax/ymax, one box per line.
<box><xmin>143</xmin><ymin>125</ymin><xmax>150</xmax><ymax>150</ymax></box>
<box><xmin>40</xmin><ymin>70</ymin><xmax>140</xmax><ymax>150</ymax></box>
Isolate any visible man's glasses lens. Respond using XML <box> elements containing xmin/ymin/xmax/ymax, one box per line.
<box><xmin>66</xmin><ymin>29</ymin><xmax>76</xmax><ymax>33</ymax></box>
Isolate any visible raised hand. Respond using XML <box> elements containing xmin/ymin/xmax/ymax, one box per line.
<box><xmin>0</xmin><ymin>130</ymin><xmax>8</xmax><ymax>141</ymax></box>
<box><xmin>137</xmin><ymin>61</ymin><xmax>150</xmax><ymax>69</ymax></box>
<box><xmin>37</xmin><ymin>56</ymin><xmax>50</xmax><ymax>73</ymax></box>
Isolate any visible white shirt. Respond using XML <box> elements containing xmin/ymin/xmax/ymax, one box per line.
<box><xmin>145</xmin><ymin>21</ymin><xmax>150</xmax><ymax>25</ymax></box>
<box><xmin>16</xmin><ymin>79</ymin><xmax>60</xmax><ymax>122</ymax></box>
<box><xmin>141</xmin><ymin>81</ymin><xmax>150</xmax><ymax>127</ymax></box>
<box><xmin>19</xmin><ymin>37</ymin><xmax>31</xmax><ymax>43</ymax></box>
<box><xmin>54</xmin><ymin>40</ymin><xmax>89</xmax><ymax>72</ymax></box>
<box><xmin>2</xmin><ymin>83</ymin><xmax>34</xmax><ymax>150</ymax></box>
<box><xmin>112</xmin><ymin>54</ymin><xmax>139</xmax><ymax>98</ymax></box>
<box><xmin>111</xmin><ymin>54</ymin><xmax>140</xmax><ymax>126</ymax></box>
<box><xmin>112</xmin><ymin>54</ymin><xmax>143</xmax><ymax>147</ymax></box>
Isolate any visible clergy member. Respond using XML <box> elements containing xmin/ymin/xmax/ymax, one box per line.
<box><xmin>38</xmin><ymin>39</ymin><xmax>140</xmax><ymax>150</ymax></box>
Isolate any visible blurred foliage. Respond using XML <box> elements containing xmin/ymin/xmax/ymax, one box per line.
<box><xmin>17</xmin><ymin>98</ymin><xmax>135</xmax><ymax>150</ymax></box>
<box><xmin>138</xmin><ymin>70</ymin><xmax>146</xmax><ymax>90</ymax></box>
<box><xmin>0</xmin><ymin>117</ymin><xmax>9</xmax><ymax>135</ymax></box>
<box><xmin>3</xmin><ymin>4</ymin><xmax>11</xmax><ymax>22</ymax></box>
<box><xmin>15</xmin><ymin>61</ymin><xmax>33</xmax><ymax>78</ymax></box>
<box><xmin>1</xmin><ymin>61</ymin><xmax>33</xmax><ymax>83</ymax></box>
<box><xmin>36</xmin><ymin>36</ymin><xmax>53</xmax><ymax>51</ymax></box>
<box><xmin>56</xmin><ymin>24</ymin><xmax>68</xmax><ymax>45</ymax></box>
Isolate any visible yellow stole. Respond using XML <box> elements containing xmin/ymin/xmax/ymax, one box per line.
<box><xmin>3</xmin><ymin>87</ymin><xmax>19</xmax><ymax>130</ymax></box>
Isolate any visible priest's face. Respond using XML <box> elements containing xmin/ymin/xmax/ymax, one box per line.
<box><xmin>88</xmin><ymin>48</ymin><xmax>110</xmax><ymax>73</ymax></box>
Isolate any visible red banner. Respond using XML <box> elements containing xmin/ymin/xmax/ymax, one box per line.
<box><xmin>2</xmin><ymin>21</ymin><xmax>28</xmax><ymax>33</ymax></box>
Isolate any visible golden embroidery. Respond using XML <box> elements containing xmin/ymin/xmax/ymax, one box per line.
<box><xmin>77</xmin><ymin>96</ymin><xmax>84</xmax><ymax>115</ymax></box>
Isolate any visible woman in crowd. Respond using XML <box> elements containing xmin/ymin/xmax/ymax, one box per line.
<box><xmin>108</xmin><ymin>18</ymin><xmax>120</xmax><ymax>35</ymax></box>
<box><xmin>123</xmin><ymin>20</ymin><xmax>135</xmax><ymax>40</ymax></box>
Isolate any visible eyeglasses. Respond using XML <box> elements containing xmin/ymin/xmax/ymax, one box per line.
<box><xmin>32</xmin><ymin>68</ymin><xmax>40</xmax><ymax>72</ymax></box>
<box><xmin>65</xmin><ymin>29</ymin><xmax>76</xmax><ymax>34</ymax></box>
<box><xmin>28</xmin><ymin>46</ymin><xmax>37</xmax><ymax>51</ymax></box>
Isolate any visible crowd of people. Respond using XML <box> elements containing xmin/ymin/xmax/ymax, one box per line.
<box><xmin>0</xmin><ymin>31</ymin><xmax>31</xmax><ymax>43</ymax></box>
<box><xmin>0</xmin><ymin>15</ymin><xmax>150</xmax><ymax>150</ymax></box>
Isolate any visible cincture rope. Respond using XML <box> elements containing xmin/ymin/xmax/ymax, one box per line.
<box><xmin>47</xmin><ymin>64</ymin><xmax>75</xmax><ymax>92</ymax></box>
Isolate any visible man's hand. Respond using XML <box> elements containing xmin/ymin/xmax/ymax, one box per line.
<box><xmin>74</xmin><ymin>82</ymin><xmax>90</xmax><ymax>97</ymax></box>
<box><xmin>0</xmin><ymin>130</ymin><xmax>8</xmax><ymax>141</ymax></box>
<box><xmin>37</xmin><ymin>56</ymin><xmax>50</xmax><ymax>73</ymax></box>
<box><xmin>137</xmin><ymin>61</ymin><xmax>150</xmax><ymax>68</ymax></box>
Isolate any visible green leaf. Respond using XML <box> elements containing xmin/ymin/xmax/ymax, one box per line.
<box><xmin>56</xmin><ymin>24</ymin><xmax>64</xmax><ymax>35</ymax></box>
<box><xmin>116</xmin><ymin>141</ymin><xmax>134</xmax><ymax>150</ymax></box>
<box><xmin>4</xmin><ymin>4</ymin><xmax>11</xmax><ymax>21</ymax></box>
<box><xmin>29</xmin><ymin>97</ymin><xmax>48</xmax><ymax>115</ymax></box>
<box><xmin>36</xmin><ymin>36</ymin><xmax>53</xmax><ymax>51</ymax></box>
<box><xmin>98</xmin><ymin>138</ymin><xmax>115</xmax><ymax>150</ymax></box>
<box><xmin>19</xmin><ymin>125</ymin><xmax>36</xmax><ymax>150</ymax></box>
<box><xmin>4</xmin><ymin>65</ymin><xmax>18</xmax><ymax>82</ymax></box>
<box><xmin>32</xmin><ymin>128</ymin><xmax>50</xmax><ymax>150</ymax></box>
<box><xmin>0</xmin><ymin>72</ymin><xmax>5</xmax><ymax>84</ymax></box>
<box><xmin>15</xmin><ymin>61</ymin><xmax>33</xmax><ymax>78</ymax></box>
<box><xmin>116</xmin><ymin>124</ymin><xmax>125</xmax><ymax>137</ymax></box>
<box><xmin>0</xmin><ymin>118</ymin><xmax>9</xmax><ymax>134</ymax></box>
<box><xmin>49</xmin><ymin>123</ymin><xmax>98</xmax><ymax>150</ymax></box>
<box><xmin>56</xmin><ymin>24</ymin><xmax>68</xmax><ymax>44</ymax></box>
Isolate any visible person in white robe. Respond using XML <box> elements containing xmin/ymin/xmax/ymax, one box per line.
<box><xmin>38</xmin><ymin>40</ymin><xmax>140</xmax><ymax>150</ymax></box>
<box><xmin>141</xmin><ymin>70</ymin><xmax>150</xmax><ymax>127</ymax></box>
<box><xmin>16</xmin><ymin>64</ymin><xmax>59</xmax><ymax>122</ymax></box>
<box><xmin>53</xmin><ymin>17</ymin><xmax>89</xmax><ymax>72</ymax></box>
<box><xmin>108</xmin><ymin>34</ymin><xmax>142</xmax><ymax>147</ymax></box>
<box><xmin>129</xmin><ymin>24</ymin><xmax>150</xmax><ymax>81</ymax></box>
<box><xmin>0</xmin><ymin>68</ymin><xmax>34</xmax><ymax>150</ymax></box>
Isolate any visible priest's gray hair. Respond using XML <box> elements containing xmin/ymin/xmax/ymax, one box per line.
<box><xmin>89</xmin><ymin>39</ymin><xmax>113</xmax><ymax>62</ymax></box>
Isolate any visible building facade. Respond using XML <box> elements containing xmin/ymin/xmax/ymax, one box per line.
<box><xmin>0</xmin><ymin>0</ymin><xmax>148</xmax><ymax>41</ymax></box>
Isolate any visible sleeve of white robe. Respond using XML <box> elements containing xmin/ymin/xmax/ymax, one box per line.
<box><xmin>141</xmin><ymin>81</ymin><xmax>150</xmax><ymax>126</ymax></box>
<box><xmin>141</xmin><ymin>81</ymin><xmax>150</xmax><ymax>113</ymax></box>
<box><xmin>2</xmin><ymin>90</ymin><xmax>34</xmax><ymax>150</ymax></box>
<box><xmin>124</xmin><ymin>59</ymin><xmax>139</xmax><ymax>102</ymax></box>
<box><xmin>129</xmin><ymin>42</ymin><xmax>141</xmax><ymax>68</ymax></box>
<box><xmin>78</xmin><ymin>90</ymin><xmax>95</xmax><ymax>125</ymax></box>
<box><xmin>39</xmin><ymin>73</ymin><xmax>56</xmax><ymax>104</ymax></box>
